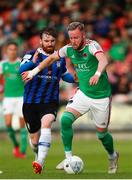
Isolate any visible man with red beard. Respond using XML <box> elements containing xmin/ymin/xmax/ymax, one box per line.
<box><xmin>19</xmin><ymin>27</ymin><xmax>75</xmax><ymax>174</ymax></box>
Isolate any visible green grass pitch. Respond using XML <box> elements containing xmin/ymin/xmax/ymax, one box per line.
<box><xmin>0</xmin><ymin>133</ymin><xmax>131</xmax><ymax>179</ymax></box>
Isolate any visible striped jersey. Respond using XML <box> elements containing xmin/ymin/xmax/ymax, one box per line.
<box><xmin>21</xmin><ymin>49</ymin><xmax>67</xmax><ymax>103</ymax></box>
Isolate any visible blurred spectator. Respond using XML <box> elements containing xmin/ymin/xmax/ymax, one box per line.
<box><xmin>56</xmin><ymin>32</ymin><xmax>68</xmax><ymax>49</ymax></box>
<box><xmin>94</xmin><ymin>14</ymin><xmax>111</xmax><ymax>37</ymax></box>
<box><xmin>116</xmin><ymin>74</ymin><xmax>130</xmax><ymax>94</ymax></box>
<box><xmin>109</xmin><ymin>34</ymin><xmax>128</xmax><ymax>62</ymax></box>
<box><xmin>107</xmin><ymin>62</ymin><xmax>119</xmax><ymax>95</ymax></box>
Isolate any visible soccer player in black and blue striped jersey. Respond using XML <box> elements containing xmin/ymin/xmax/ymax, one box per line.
<box><xmin>19</xmin><ymin>27</ymin><xmax>75</xmax><ymax>174</ymax></box>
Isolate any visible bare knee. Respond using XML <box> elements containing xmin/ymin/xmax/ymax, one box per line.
<box><xmin>5</xmin><ymin>114</ymin><xmax>12</xmax><ymax>127</ymax></box>
<box><xmin>41</xmin><ymin>114</ymin><xmax>55</xmax><ymax>128</ymax></box>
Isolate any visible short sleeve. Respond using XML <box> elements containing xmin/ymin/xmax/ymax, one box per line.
<box><xmin>20</xmin><ymin>51</ymin><xmax>34</xmax><ymax>66</ymax></box>
<box><xmin>58</xmin><ymin>45</ymin><xmax>68</xmax><ymax>58</ymax></box>
<box><xmin>89</xmin><ymin>41</ymin><xmax>104</xmax><ymax>56</ymax></box>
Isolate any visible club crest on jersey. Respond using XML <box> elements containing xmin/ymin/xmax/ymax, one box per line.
<box><xmin>83</xmin><ymin>53</ymin><xmax>87</xmax><ymax>57</ymax></box>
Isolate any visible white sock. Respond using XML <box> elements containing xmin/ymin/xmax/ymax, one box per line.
<box><xmin>108</xmin><ymin>151</ymin><xmax>117</xmax><ymax>160</ymax></box>
<box><xmin>29</xmin><ymin>138</ymin><xmax>38</xmax><ymax>160</ymax></box>
<box><xmin>37</xmin><ymin>128</ymin><xmax>51</xmax><ymax>166</ymax></box>
<box><xmin>65</xmin><ymin>151</ymin><xmax>72</xmax><ymax>159</ymax></box>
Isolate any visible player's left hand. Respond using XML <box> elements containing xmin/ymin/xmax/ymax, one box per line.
<box><xmin>89</xmin><ymin>75</ymin><xmax>99</xmax><ymax>85</ymax></box>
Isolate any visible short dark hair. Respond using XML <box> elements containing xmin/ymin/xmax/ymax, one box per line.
<box><xmin>67</xmin><ymin>22</ymin><xmax>85</xmax><ymax>32</ymax></box>
<box><xmin>6</xmin><ymin>41</ymin><xmax>18</xmax><ymax>47</ymax></box>
<box><xmin>40</xmin><ymin>27</ymin><xmax>57</xmax><ymax>39</ymax></box>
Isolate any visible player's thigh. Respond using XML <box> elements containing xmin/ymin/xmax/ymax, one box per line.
<box><xmin>3</xmin><ymin>98</ymin><xmax>15</xmax><ymax>115</ymax></box>
<box><xmin>22</xmin><ymin>104</ymin><xmax>41</xmax><ymax>133</ymax></box>
<box><xmin>39</xmin><ymin>103</ymin><xmax>59</xmax><ymax>121</ymax></box>
<box><xmin>4</xmin><ymin>114</ymin><xmax>13</xmax><ymax>126</ymax></box>
<box><xmin>66</xmin><ymin>89</ymin><xmax>90</xmax><ymax>114</ymax></box>
<box><xmin>90</xmin><ymin>97</ymin><xmax>111</xmax><ymax>128</ymax></box>
<box><xmin>15</xmin><ymin>97</ymin><xmax>23</xmax><ymax>118</ymax></box>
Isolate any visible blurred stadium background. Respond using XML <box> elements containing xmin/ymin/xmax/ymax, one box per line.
<box><xmin>0</xmin><ymin>0</ymin><xmax>132</xmax><ymax>178</ymax></box>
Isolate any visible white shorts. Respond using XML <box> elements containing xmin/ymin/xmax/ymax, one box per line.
<box><xmin>66</xmin><ymin>89</ymin><xmax>111</xmax><ymax>128</ymax></box>
<box><xmin>3</xmin><ymin>97</ymin><xmax>23</xmax><ymax>118</ymax></box>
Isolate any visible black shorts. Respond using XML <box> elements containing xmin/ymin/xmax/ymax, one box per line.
<box><xmin>23</xmin><ymin>103</ymin><xmax>59</xmax><ymax>133</ymax></box>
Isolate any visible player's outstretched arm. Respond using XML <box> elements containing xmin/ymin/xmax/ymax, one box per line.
<box><xmin>89</xmin><ymin>52</ymin><xmax>108</xmax><ymax>85</ymax></box>
<box><xmin>38</xmin><ymin>53</ymin><xmax>59</xmax><ymax>71</ymax></box>
<box><xmin>24</xmin><ymin>52</ymin><xmax>60</xmax><ymax>81</ymax></box>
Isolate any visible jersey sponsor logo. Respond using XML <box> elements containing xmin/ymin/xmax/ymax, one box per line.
<box><xmin>38</xmin><ymin>75</ymin><xmax>58</xmax><ymax>81</ymax></box>
<box><xmin>75</xmin><ymin>63</ymin><xmax>90</xmax><ymax>72</ymax></box>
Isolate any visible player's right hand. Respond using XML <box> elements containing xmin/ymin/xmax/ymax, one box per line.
<box><xmin>21</xmin><ymin>71</ymin><xmax>33</xmax><ymax>82</ymax></box>
<box><xmin>89</xmin><ymin>74</ymin><xmax>99</xmax><ymax>85</ymax></box>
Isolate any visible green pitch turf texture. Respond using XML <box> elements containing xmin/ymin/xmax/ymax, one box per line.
<box><xmin>0</xmin><ymin>133</ymin><xmax>131</xmax><ymax>179</ymax></box>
